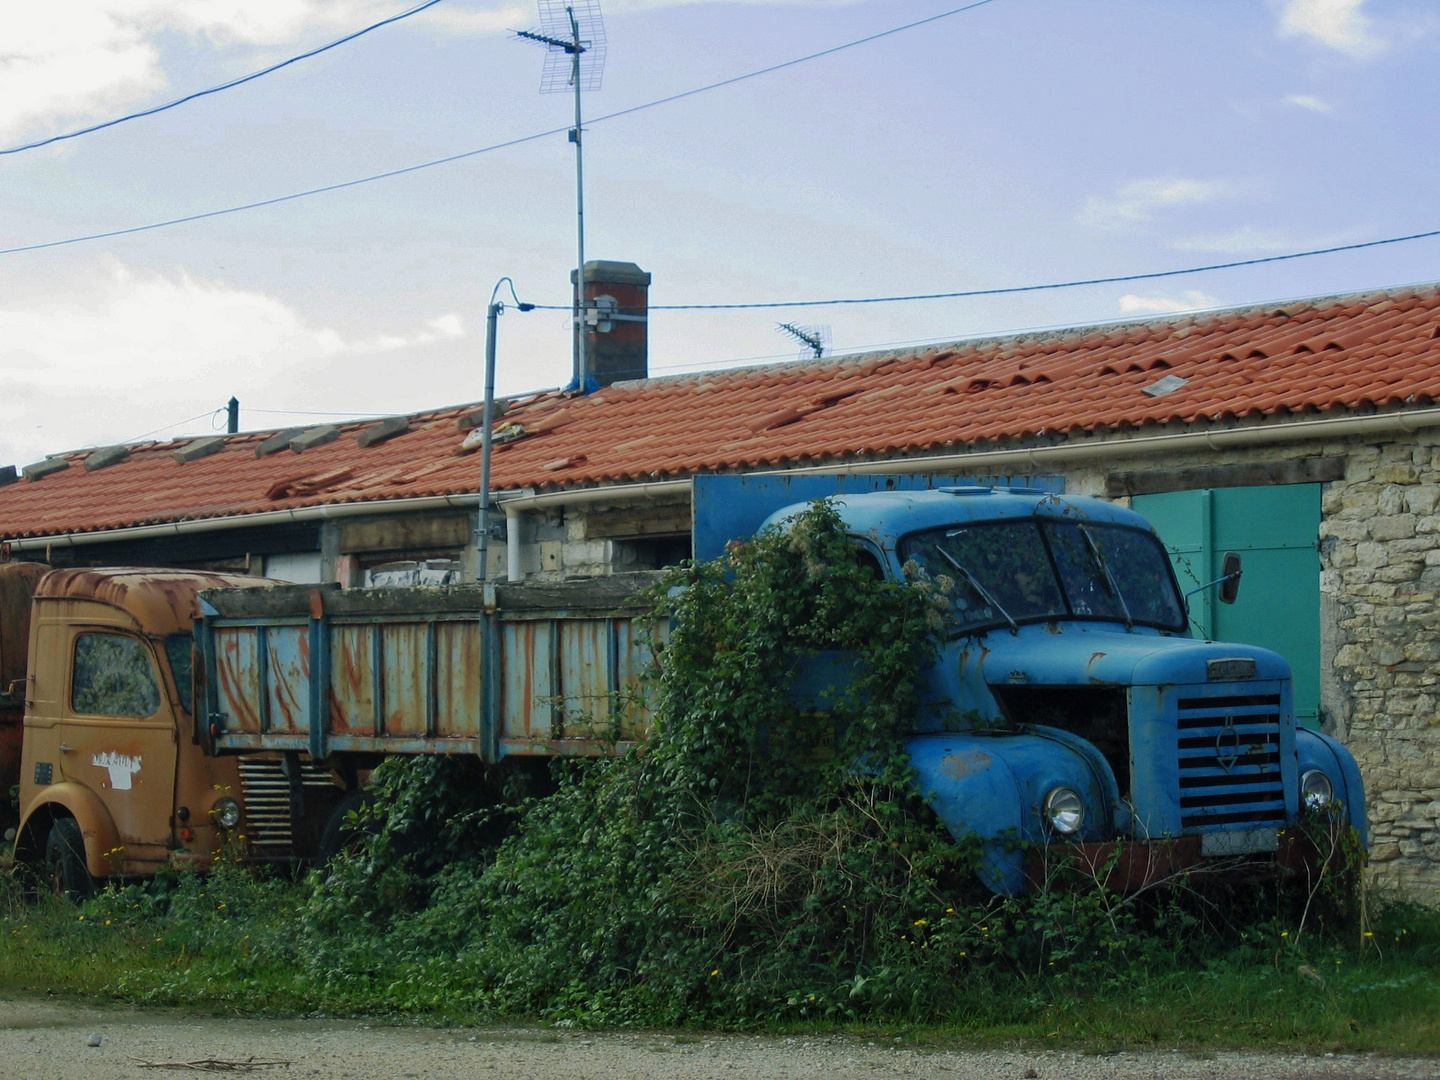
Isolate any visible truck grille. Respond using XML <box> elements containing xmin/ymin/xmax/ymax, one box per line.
<box><xmin>1176</xmin><ymin>693</ymin><xmax>1285</xmax><ymax>830</ymax></box>
<box><xmin>238</xmin><ymin>758</ymin><xmax>333</xmax><ymax>854</ymax></box>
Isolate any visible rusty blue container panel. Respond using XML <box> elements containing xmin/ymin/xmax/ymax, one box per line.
<box><xmin>197</xmin><ymin>574</ymin><xmax>662</xmax><ymax>761</ymax></box>
<box><xmin>381</xmin><ymin>622</ymin><xmax>431</xmax><ymax>737</ymax></box>
<box><xmin>329</xmin><ymin>624</ymin><xmax>376</xmax><ymax>736</ymax></box>
<box><xmin>264</xmin><ymin>625</ymin><xmax>311</xmax><ymax>735</ymax></box>
<box><xmin>434</xmin><ymin>620</ymin><xmax>483</xmax><ymax>737</ymax></box>
<box><xmin>614</xmin><ymin>618</ymin><xmax>660</xmax><ymax>741</ymax></box>
<box><xmin>500</xmin><ymin>620</ymin><xmax>556</xmax><ymax>748</ymax></box>
<box><xmin>556</xmin><ymin>619</ymin><xmax>613</xmax><ymax>739</ymax></box>
<box><xmin>212</xmin><ymin>625</ymin><xmax>263</xmax><ymax>732</ymax></box>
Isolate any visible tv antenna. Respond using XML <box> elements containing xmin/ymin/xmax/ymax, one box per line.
<box><xmin>777</xmin><ymin>322</ymin><xmax>831</xmax><ymax>360</ymax></box>
<box><xmin>516</xmin><ymin>1</ymin><xmax>607</xmax><ymax>391</ymax></box>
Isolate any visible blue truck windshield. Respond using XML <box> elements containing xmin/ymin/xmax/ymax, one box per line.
<box><xmin>899</xmin><ymin>519</ymin><xmax>1186</xmax><ymax>635</ymax></box>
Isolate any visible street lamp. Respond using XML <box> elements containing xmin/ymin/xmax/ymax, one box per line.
<box><xmin>477</xmin><ymin>277</ymin><xmax>533</xmax><ymax>585</ymax></box>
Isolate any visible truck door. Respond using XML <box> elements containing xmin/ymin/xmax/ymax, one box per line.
<box><xmin>56</xmin><ymin>628</ymin><xmax>180</xmax><ymax>870</ymax></box>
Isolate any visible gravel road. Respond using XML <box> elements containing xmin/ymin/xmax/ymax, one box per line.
<box><xmin>2</xmin><ymin>998</ymin><xmax>1437</xmax><ymax>1080</ymax></box>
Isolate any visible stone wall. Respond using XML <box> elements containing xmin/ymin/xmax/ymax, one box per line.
<box><xmin>1317</xmin><ymin>433</ymin><xmax>1440</xmax><ymax>902</ymax></box>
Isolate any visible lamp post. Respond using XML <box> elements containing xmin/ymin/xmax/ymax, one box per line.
<box><xmin>477</xmin><ymin>277</ymin><xmax>532</xmax><ymax>585</ymax></box>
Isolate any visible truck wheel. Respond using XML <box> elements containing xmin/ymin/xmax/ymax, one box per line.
<box><xmin>44</xmin><ymin>818</ymin><xmax>94</xmax><ymax>902</ymax></box>
<box><xmin>317</xmin><ymin>788</ymin><xmax>373</xmax><ymax>864</ymax></box>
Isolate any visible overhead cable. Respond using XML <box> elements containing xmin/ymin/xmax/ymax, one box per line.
<box><xmin>0</xmin><ymin>0</ymin><xmax>999</xmax><ymax>255</ymax></box>
<box><xmin>525</xmin><ymin>229</ymin><xmax>1440</xmax><ymax>311</ymax></box>
<box><xmin>0</xmin><ymin>0</ymin><xmax>446</xmax><ymax>156</ymax></box>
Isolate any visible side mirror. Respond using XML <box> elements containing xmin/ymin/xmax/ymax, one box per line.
<box><xmin>1219</xmin><ymin>551</ymin><xmax>1242</xmax><ymax>605</ymax></box>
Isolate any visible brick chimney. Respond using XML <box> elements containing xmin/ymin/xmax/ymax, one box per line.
<box><xmin>571</xmin><ymin>260</ymin><xmax>651</xmax><ymax>387</ymax></box>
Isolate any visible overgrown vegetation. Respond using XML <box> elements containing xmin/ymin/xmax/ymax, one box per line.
<box><xmin>3</xmin><ymin>503</ymin><xmax>1440</xmax><ymax>1051</ymax></box>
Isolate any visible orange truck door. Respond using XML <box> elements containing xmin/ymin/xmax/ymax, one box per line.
<box><xmin>56</xmin><ymin>629</ymin><xmax>179</xmax><ymax>872</ymax></box>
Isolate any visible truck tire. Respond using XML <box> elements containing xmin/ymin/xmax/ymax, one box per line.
<box><xmin>44</xmin><ymin>818</ymin><xmax>94</xmax><ymax>902</ymax></box>
<box><xmin>316</xmin><ymin>788</ymin><xmax>373</xmax><ymax>864</ymax></box>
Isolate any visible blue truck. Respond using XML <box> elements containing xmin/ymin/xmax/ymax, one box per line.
<box><xmin>9</xmin><ymin>474</ymin><xmax>1366</xmax><ymax>894</ymax></box>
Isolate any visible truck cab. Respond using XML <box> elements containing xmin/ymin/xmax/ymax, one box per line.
<box><xmin>764</xmin><ymin>487</ymin><xmax>1367</xmax><ymax>893</ymax></box>
<box><xmin>12</xmin><ymin>568</ymin><xmax>336</xmax><ymax>895</ymax></box>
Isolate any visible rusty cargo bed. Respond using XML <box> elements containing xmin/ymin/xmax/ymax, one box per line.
<box><xmin>196</xmin><ymin>573</ymin><xmax>665</xmax><ymax>763</ymax></box>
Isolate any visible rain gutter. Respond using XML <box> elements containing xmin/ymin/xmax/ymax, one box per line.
<box><xmin>1</xmin><ymin>494</ymin><xmax>482</xmax><ymax>554</ymax></box>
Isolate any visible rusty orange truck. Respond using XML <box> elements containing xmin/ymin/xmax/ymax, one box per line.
<box><xmin>3</xmin><ymin>566</ymin><xmax>360</xmax><ymax>897</ymax></box>
<box><xmin>3</xmin><ymin>562</ymin><xmax>656</xmax><ymax>898</ymax></box>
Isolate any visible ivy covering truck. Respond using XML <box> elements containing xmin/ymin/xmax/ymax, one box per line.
<box><xmin>3</xmin><ymin>475</ymin><xmax>1366</xmax><ymax>897</ymax></box>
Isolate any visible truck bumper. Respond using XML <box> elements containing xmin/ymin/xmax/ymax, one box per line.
<box><xmin>1024</xmin><ymin>829</ymin><xmax>1356</xmax><ymax>892</ymax></box>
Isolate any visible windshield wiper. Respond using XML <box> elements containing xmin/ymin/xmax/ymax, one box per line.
<box><xmin>1081</xmin><ymin>528</ymin><xmax>1132</xmax><ymax>628</ymax></box>
<box><xmin>935</xmin><ymin>544</ymin><xmax>1018</xmax><ymax>632</ymax></box>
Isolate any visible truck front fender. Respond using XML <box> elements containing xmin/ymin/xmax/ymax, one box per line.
<box><xmin>17</xmin><ymin>783</ymin><xmax>124</xmax><ymax>878</ymax></box>
<box><xmin>906</xmin><ymin>730</ymin><xmax>1113</xmax><ymax>895</ymax></box>
<box><xmin>1295</xmin><ymin>729</ymin><xmax>1368</xmax><ymax>848</ymax></box>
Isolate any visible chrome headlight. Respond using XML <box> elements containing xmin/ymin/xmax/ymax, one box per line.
<box><xmin>1299</xmin><ymin>769</ymin><xmax>1334</xmax><ymax>810</ymax></box>
<box><xmin>1043</xmin><ymin>785</ymin><xmax>1085</xmax><ymax>836</ymax></box>
<box><xmin>211</xmin><ymin>797</ymin><xmax>242</xmax><ymax>830</ymax></box>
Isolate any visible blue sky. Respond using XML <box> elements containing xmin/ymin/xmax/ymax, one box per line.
<box><xmin>0</xmin><ymin>0</ymin><xmax>1436</xmax><ymax>469</ymax></box>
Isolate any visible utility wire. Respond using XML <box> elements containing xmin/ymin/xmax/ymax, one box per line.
<box><xmin>527</xmin><ymin>229</ymin><xmax>1440</xmax><ymax>311</ymax></box>
<box><xmin>0</xmin><ymin>0</ymin><xmax>446</xmax><ymax>156</ymax></box>
<box><xmin>0</xmin><ymin>0</ymin><xmax>999</xmax><ymax>256</ymax></box>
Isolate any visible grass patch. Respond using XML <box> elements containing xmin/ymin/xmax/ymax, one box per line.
<box><xmin>2</xmin><ymin>868</ymin><xmax>1439</xmax><ymax>1052</ymax></box>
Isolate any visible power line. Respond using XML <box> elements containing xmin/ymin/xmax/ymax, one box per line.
<box><xmin>529</xmin><ymin>228</ymin><xmax>1440</xmax><ymax>311</ymax></box>
<box><xmin>123</xmin><ymin>409</ymin><xmax>222</xmax><ymax>444</ymax></box>
<box><xmin>0</xmin><ymin>0</ymin><xmax>1000</xmax><ymax>256</ymax></box>
<box><xmin>0</xmin><ymin>0</ymin><xmax>446</xmax><ymax>157</ymax></box>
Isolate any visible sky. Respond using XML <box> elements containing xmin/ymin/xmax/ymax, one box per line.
<box><xmin>1</xmin><ymin>0</ymin><xmax>1437</xmax><ymax>469</ymax></box>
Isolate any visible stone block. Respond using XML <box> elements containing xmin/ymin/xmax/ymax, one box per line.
<box><xmin>1375</xmin><ymin>463</ymin><xmax>1420</xmax><ymax>484</ymax></box>
<box><xmin>1406</xmin><ymin>485</ymin><xmax>1440</xmax><ymax>515</ymax></box>
<box><xmin>1405</xmin><ymin>641</ymin><xmax>1440</xmax><ymax>664</ymax></box>
<box><xmin>1378</xmin><ymin>564</ymin><xmax>1423</xmax><ymax>583</ymax></box>
<box><xmin>1369</xmin><ymin>842</ymin><xmax>1400</xmax><ymax>862</ymax></box>
<box><xmin>1320</xmin><ymin>518</ymin><xmax>1369</xmax><ymax>542</ymax></box>
<box><xmin>1356</xmin><ymin>541</ymin><xmax>1388</xmax><ymax>568</ymax></box>
<box><xmin>1371</xmin><ymin>514</ymin><xmax>1418</xmax><ymax>541</ymax></box>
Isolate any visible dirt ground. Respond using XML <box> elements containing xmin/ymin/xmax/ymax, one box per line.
<box><xmin>1</xmin><ymin>997</ymin><xmax>1437</xmax><ymax>1080</ymax></box>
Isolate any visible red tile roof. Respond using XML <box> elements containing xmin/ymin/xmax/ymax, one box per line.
<box><xmin>4</xmin><ymin>283</ymin><xmax>1440</xmax><ymax>541</ymax></box>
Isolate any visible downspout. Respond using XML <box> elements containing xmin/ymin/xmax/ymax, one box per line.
<box><xmin>504</xmin><ymin>502</ymin><xmax>525</xmax><ymax>582</ymax></box>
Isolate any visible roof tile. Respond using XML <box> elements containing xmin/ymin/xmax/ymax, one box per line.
<box><xmin>6</xmin><ymin>283</ymin><xmax>1440</xmax><ymax>541</ymax></box>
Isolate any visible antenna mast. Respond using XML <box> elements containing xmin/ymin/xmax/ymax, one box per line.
<box><xmin>516</xmin><ymin>1</ymin><xmax>607</xmax><ymax>391</ymax></box>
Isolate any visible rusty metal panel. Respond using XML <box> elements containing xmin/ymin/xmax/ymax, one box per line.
<box><xmin>434</xmin><ymin>620</ymin><xmax>482</xmax><ymax>737</ymax></box>
<box><xmin>328</xmin><ymin>624</ymin><xmax>377</xmax><ymax>736</ymax></box>
<box><xmin>556</xmin><ymin>619</ymin><xmax>612</xmax><ymax>738</ymax></box>
<box><xmin>614</xmin><ymin>617</ymin><xmax>658</xmax><ymax>741</ymax></box>
<box><xmin>500</xmin><ymin>620</ymin><xmax>554</xmax><ymax>743</ymax></box>
<box><xmin>212</xmin><ymin>626</ymin><xmax>262</xmax><ymax>732</ymax></box>
<box><xmin>0</xmin><ymin>562</ymin><xmax>46</xmax><ymax>696</ymax></box>
<box><xmin>381</xmin><ymin>623</ymin><xmax>429</xmax><ymax>737</ymax></box>
<box><xmin>264</xmin><ymin>625</ymin><xmax>311</xmax><ymax>735</ymax></box>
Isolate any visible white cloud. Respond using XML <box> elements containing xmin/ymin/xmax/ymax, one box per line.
<box><xmin>1118</xmin><ymin>291</ymin><xmax>1219</xmax><ymax>316</ymax></box>
<box><xmin>0</xmin><ymin>262</ymin><xmax>464</xmax><ymax>466</ymax></box>
<box><xmin>1078</xmin><ymin>178</ymin><xmax>1236</xmax><ymax>229</ymax></box>
<box><xmin>0</xmin><ymin>1</ymin><xmax>437</xmax><ymax>142</ymax></box>
<box><xmin>1171</xmin><ymin>226</ymin><xmax>1297</xmax><ymax>254</ymax></box>
<box><xmin>1276</xmin><ymin>0</ymin><xmax>1385</xmax><ymax>58</ymax></box>
<box><xmin>1284</xmin><ymin>93</ymin><xmax>1334</xmax><ymax>112</ymax></box>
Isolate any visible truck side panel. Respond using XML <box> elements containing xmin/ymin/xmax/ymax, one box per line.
<box><xmin>199</xmin><ymin>574</ymin><xmax>664</xmax><ymax>762</ymax></box>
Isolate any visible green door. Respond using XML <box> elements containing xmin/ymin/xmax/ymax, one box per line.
<box><xmin>1133</xmin><ymin>485</ymin><xmax>1322</xmax><ymax>729</ymax></box>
